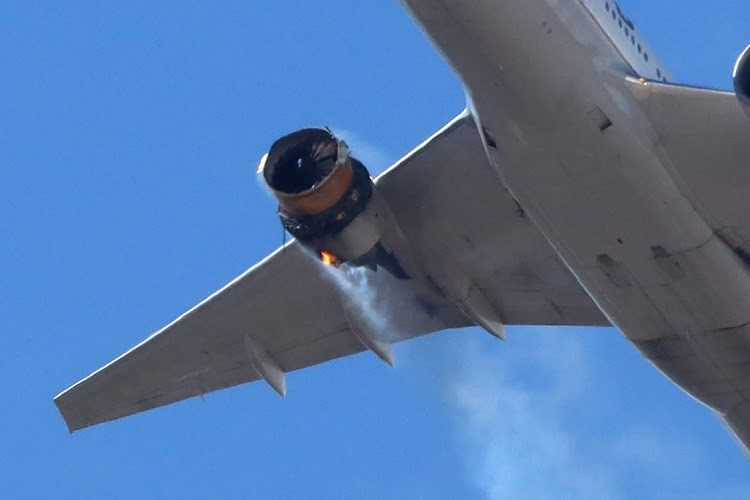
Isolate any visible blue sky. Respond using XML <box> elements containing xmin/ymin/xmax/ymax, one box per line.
<box><xmin>3</xmin><ymin>1</ymin><xmax>750</xmax><ymax>498</ymax></box>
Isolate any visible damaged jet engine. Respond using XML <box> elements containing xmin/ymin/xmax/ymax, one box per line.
<box><xmin>260</xmin><ymin>128</ymin><xmax>409</xmax><ymax>279</ymax></box>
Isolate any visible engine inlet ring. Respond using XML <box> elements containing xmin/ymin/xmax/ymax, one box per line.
<box><xmin>278</xmin><ymin>158</ymin><xmax>373</xmax><ymax>241</ymax></box>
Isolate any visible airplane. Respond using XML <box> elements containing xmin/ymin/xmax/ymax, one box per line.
<box><xmin>54</xmin><ymin>0</ymin><xmax>750</xmax><ymax>456</ymax></box>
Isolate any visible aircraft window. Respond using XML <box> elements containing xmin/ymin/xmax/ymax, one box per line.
<box><xmin>612</xmin><ymin>10</ymin><xmax>616</xmax><ymax>20</ymax></box>
<box><xmin>625</xmin><ymin>27</ymin><xmax>629</xmax><ymax>36</ymax></box>
<box><xmin>631</xmin><ymin>35</ymin><xmax>635</xmax><ymax>44</ymax></box>
<box><xmin>657</xmin><ymin>68</ymin><xmax>662</xmax><ymax>78</ymax></box>
<box><xmin>644</xmin><ymin>52</ymin><xmax>649</xmax><ymax>62</ymax></box>
<box><xmin>605</xmin><ymin>2</ymin><xmax>609</xmax><ymax>12</ymax></box>
<box><xmin>618</xmin><ymin>19</ymin><xmax>623</xmax><ymax>28</ymax></box>
<box><xmin>637</xmin><ymin>43</ymin><xmax>642</xmax><ymax>53</ymax></box>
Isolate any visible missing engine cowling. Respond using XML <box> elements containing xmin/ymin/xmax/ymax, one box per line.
<box><xmin>261</xmin><ymin>128</ymin><xmax>408</xmax><ymax>279</ymax></box>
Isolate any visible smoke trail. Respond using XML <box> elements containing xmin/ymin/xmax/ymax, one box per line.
<box><xmin>437</xmin><ymin>328</ymin><xmax>750</xmax><ymax>499</ymax></box>
<box><xmin>318</xmin><ymin>262</ymin><xmax>403</xmax><ymax>344</ymax></box>
<box><xmin>446</xmin><ymin>332</ymin><xmax>621</xmax><ymax>500</ymax></box>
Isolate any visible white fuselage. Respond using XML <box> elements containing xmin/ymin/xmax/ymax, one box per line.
<box><xmin>401</xmin><ymin>0</ymin><xmax>750</xmax><ymax>445</ymax></box>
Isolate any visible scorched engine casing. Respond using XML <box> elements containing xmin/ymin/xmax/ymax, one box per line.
<box><xmin>261</xmin><ymin>128</ymin><xmax>408</xmax><ymax>279</ymax></box>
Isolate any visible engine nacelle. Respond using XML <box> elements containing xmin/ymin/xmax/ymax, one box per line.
<box><xmin>733</xmin><ymin>44</ymin><xmax>750</xmax><ymax>120</ymax></box>
<box><xmin>261</xmin><ymin>128</ymin><xmax>408</xmax><ymax>278</ymax></box>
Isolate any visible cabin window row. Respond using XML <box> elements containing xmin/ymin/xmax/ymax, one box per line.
<box><xmin>604</xmin><ymin>2</ymin><xmax>667</xmax><ymax>82</ymax></box>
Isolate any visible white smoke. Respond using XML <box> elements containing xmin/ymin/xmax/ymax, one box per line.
<box><xmin>330</xmin><ymin>128</ymin><xmax>394</xmax><ymax>176</ymax></box>
<box><xmin>321</xmin><ymin>265</ymin><xmax>389</xmax><ymax>334</ymax></box>
<box><xmin>318</xmin><ymin>262</ymin><xmax>409</xmax><ymax>345</ymax></box>
<box><xmin>447</xmin><ymin>332</ymin><xmax>620</xmax><ymax>500</ymax></box>
<box><xmin>439</xmin><ymin>329</ymin><xmax>750</xmax><ymax>499</ymax></box>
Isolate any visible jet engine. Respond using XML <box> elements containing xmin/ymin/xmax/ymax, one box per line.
<box><xmin>261</xmin><ymin>128</ymin><xmax>409</xmax><ymax>278</ymax></box>
<box><xmin>733</xmin><ymin>44</ymin><xmax>750</xmax><ymax>120</ymax></box>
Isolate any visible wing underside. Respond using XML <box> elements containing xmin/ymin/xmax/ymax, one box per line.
<box><xmin>55</xmin><ymin>112</ymin><xmax>608</xmax><ymax>432</ymax></box>
<box><xmin>626</xmin><ymin>77</ymin><xmax>750</xmax><ymax>450</ymax></box>
<box><xmin>626</xmin><ymin>77</ymin><xmax>750</xmax><ymax>254</ymax></box>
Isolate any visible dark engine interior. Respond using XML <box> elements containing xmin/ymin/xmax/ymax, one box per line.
<box><xmin>264</xmin><ymin>128</ymin><xmax>340</xmax><ymax>194</ymax></box>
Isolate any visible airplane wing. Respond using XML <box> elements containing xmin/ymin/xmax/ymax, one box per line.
<box><xmin>625</xmin><ymin>77</ymin><xmax>750</xmax><ymax>255</ymax></box>
<box><xmin>55</xmin><ymin>241</ymin><xmax>470</xmax><ymax>433</ymax></box>
<box><xmin>54</xmin><ymin>112</ymin><xmax>608</xmax><ymax>432</ymax></box>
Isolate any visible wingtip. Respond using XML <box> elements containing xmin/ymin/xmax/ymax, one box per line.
<box><xmin>53</xmin><ymin>395</ymin><xmax>78</xmax><ymax>434</ymax></box>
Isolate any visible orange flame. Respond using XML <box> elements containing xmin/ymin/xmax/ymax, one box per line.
<box><xmin>320</xmin><ymin>251</ymin><xmax>340</xmax><ymax>267</ymax></box>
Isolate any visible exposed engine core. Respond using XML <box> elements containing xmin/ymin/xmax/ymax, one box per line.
<box><xmin>261</xmin><ymin>128</ymin><xmax>408</xmax><ymax>278</ymax></box>
<box><xmin>733</xmin><ymin>44</ymin><xmax>750</xmax><ymax>120</ymax></box>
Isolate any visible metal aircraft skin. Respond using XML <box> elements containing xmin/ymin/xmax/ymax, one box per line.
<box><xmin>55</xmin><ymin>0</ymin><xmax>750</xmax><ymax>454</ymax></box>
